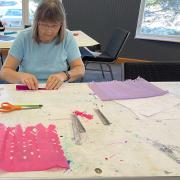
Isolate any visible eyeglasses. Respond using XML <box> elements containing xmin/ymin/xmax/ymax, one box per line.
<box><xmin>38</xmin><ymin>22</ymin><xmax>61</xmax><ymax>30</ymax></box>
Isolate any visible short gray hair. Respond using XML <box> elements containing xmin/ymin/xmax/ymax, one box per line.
<box><xmin>32</xmin><ymin>0</ymin><xmax>66</xmax><ymax>44</ymax></box>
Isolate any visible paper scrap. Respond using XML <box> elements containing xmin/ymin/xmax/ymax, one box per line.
<box><xmin>16</xmin><ymin>85</ymin><xmax>46</xmax><ymax>90</ymax></box>
<box><xmin>115</xmin><ymin>94</ymin><xmax>180</xmax><ymax>117</ymax></box>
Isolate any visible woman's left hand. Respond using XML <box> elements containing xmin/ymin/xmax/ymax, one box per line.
<box><xmin>46</xmin><ymin>73</ymin><xmax>65</xmax><ymax>90</ymax></box>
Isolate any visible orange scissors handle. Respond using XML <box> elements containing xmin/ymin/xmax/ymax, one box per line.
<box><xmin>0</xmin><ymin>102</ymin><xmax>22</xmax><ymax>112</ymax></box>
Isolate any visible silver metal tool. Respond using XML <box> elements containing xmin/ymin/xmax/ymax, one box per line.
<box><xmin>72</xmin><ymin>115</ymin><xmax>81</xmax><ymax>145</ymax></box>
<box><xmin>74</xmin><ymin>115</ymin><xmax>86</xmax><ymax>133</ymax></box>
<box><xmin>95</xmin><ymin>108</ymin><xmax>111</xmax><ymax>125</ymax></box>
<box><xmin>72</xmin><ymin>114</ymin><xmax>86</xmax><ymax>145</ymax></box>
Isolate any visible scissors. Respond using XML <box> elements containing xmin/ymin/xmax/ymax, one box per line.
<box><xmin>0</xmin><ymin>102</ymin><xmax>43</xmax><ymax>112</ymax></box>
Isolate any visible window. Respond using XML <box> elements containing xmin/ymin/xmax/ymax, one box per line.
<box><xmin>136</xmin><ymin>0</ymin><xmax>180</xmax><ymax>43</ymax></box>
<box><xmin>28</xmin><ymin>0</ymin><xmax>39</xmax><ymax>27</ymax></box>
<box><xmin>0</xmin><ymin>0</ymin><xmax>40</xmax><ymax>29</ymax></box>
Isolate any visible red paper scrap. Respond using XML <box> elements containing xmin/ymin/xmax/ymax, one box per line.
<box><xmin>74</xmin><ymin>111</ymin><xmax>93</xmax><ymax>120</ymax></box>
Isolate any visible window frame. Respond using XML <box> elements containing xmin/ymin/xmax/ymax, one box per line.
<box><xmin>135</xmin><ymin>0</ymin><xmax>180</xmax><ymax>43</ymax></box>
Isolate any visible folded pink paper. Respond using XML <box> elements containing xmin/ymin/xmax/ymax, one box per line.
<box><xmin>16</xmin><ymin>85</ymin><xmax>46</xmax><ymax>90</ymax></box>
<box><xmin>0</xmin><ymin>123</ymin><xmax>69</xmax><ymax>172</ymax></box>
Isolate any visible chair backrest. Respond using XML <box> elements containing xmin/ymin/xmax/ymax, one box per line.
<box><xmin>124</xmin><ymin>62</ymin><xmax>180</xmax><ymax>81</ymax></box>
<box><xmin>24</xmin><ymin>25</ymin><xmax>31</xmax><ymax>29</ymax></box>
<box><xmin>102</xmin><ymin>28</ymin><xmax>130</xmax><ymax>59</ymax></box>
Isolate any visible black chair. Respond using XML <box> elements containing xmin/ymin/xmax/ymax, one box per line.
<box><xmin>24</xmin><ymin>25</ymin><xmax>31</xmax><ymax>29</ymax></box>
<box><xmin>80</xmin><ymin>28</ymin><xmax>130</xmax><ymax>81</ymax></box>
<box><xmin>124</xmin><ymin>62</ymin><xmax>180</xmax><ymax>81</ymax></box>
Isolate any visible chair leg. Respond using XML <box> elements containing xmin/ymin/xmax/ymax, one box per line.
<box><xmin>120</xmin><ymin>63</ymin><xmax>124</xmax><ymax>81</ymax></box>
<box><xmin>80</xmin><ymin>76</ymin><xmax>84</xmax><ymax>82</ymax></box>
<box><xmin>100</xmin><ymin>63</ymin><xmax>105</xmax><ymax>78</ymax></box>
<box><xmin>106</xmin><ymin>64</ymin><xmax>114</xmax><ymax>80</ymax></box>
<box><xmin>85</xmin><ymin>62</ymin><xmax>89</xmax><ymax>69</ymax></box>
<box><xmin>0</xmin><ymin>52</ymin><xmax>3</xmax><ymax>66</ymax></box>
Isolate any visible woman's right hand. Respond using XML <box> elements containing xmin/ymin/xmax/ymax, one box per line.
<box><xmin>19</xmin><ymin>72</ymin><xmax>39</xmax><ymax>90</ymax></box>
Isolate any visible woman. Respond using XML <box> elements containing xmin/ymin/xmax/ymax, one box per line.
<box><xmin>0</xmin><ymin>0</ymin><xmax>85</xmax><ymax>90</ymax></box>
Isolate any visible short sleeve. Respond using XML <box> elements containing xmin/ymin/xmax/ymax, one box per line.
<box><xmin>9</xmin><ymin>31</ymin><xmax>25</xmax><ymax>62</ymax></box>
<box><xmin>64</xmin><ymin>30</ymin><xmax>81</xmax><ymax>63</ymax></box>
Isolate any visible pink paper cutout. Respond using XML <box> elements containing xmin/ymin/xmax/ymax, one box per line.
<box><xmin>0</xmin><ymin>123</ymin><xmax>69</xmax><ymax>172</ymax></box>
<box><xmin>89</xmin><ymin>77</ymin><xmax>168</xmax><ymax>101</ymax></box>
<box><xmin>16</xmin><ymin>85</ymin><xmax>46</xmax><ymax>90</ymax></box>
<box><xmin>74</xmin><ymin>111</ymin><xmax>93</xmax><ymax>120</ymax></box>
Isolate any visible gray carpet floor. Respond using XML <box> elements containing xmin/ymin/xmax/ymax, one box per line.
<box><xmin>77</xmin><ymin>63</ymin><xmax>123</xmax><ymax>82</ymax></box>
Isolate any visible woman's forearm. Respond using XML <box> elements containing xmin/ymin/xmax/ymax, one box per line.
<box><xmin>0</xmin><ymin>68</ymin><xmax>21</xmax><ymax>83</ymax></box>
<box><xmin>68</xmin><ymin>65</ymin><xmax>85</xmax><ymax>82</ymax></box>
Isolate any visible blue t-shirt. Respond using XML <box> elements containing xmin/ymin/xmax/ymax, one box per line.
<box><xmin>9</xmin><ymin>28</ymin><xmax>81</xmax><ymax>81</ymax></box>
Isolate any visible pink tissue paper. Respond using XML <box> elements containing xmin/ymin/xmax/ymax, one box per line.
<box><xmin>0</xmin><ymin>123</ymin><xmax>69</xmax><ymax>172</ymax></box>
